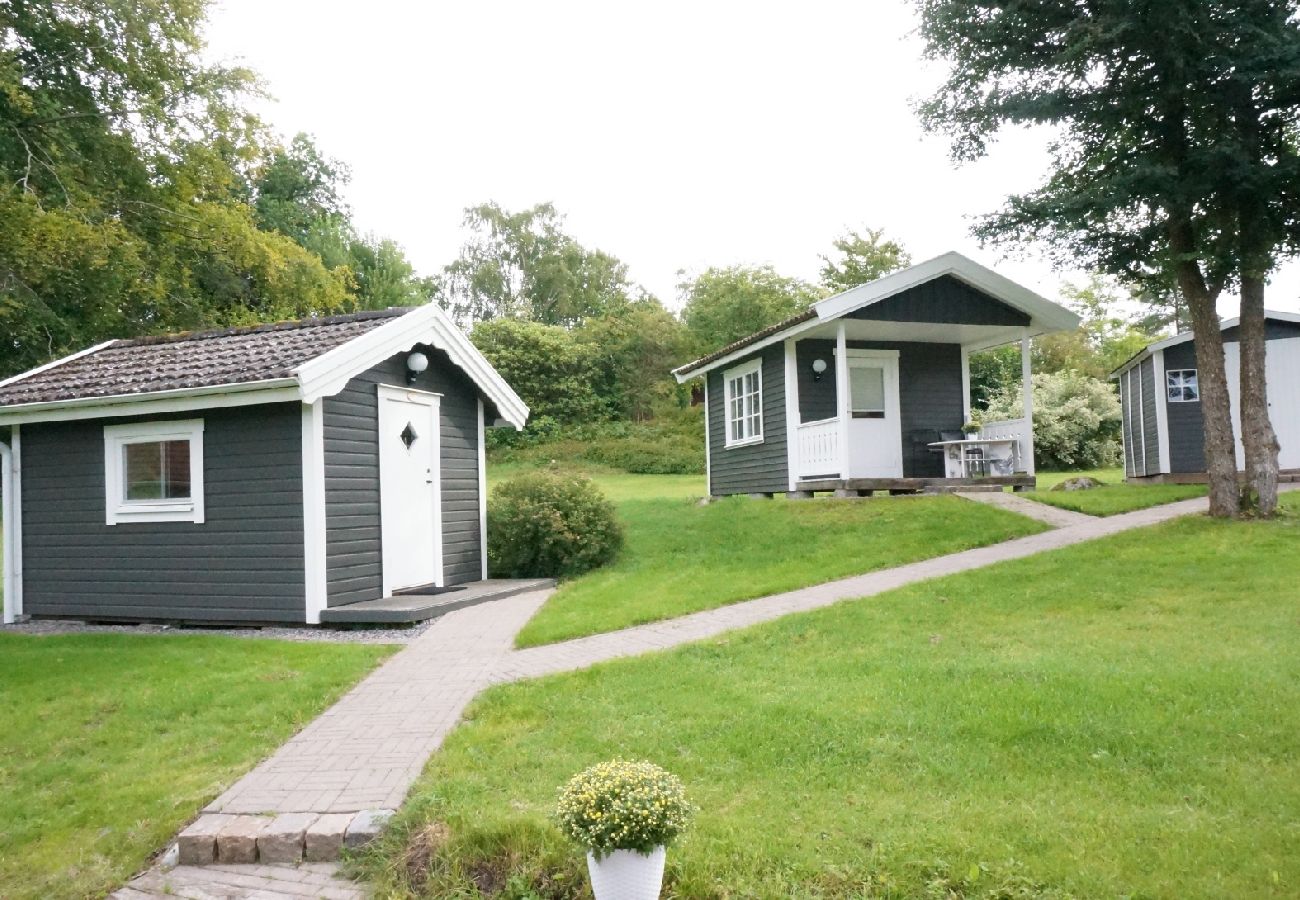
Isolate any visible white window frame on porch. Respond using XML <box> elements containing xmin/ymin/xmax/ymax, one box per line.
<box><xmin>723</xmin><ymin>358</ymin><xmax>764</xmax><ymax>448</ymax></box>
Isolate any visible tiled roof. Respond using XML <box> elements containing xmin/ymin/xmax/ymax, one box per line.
<box><xmin>672</xmin><ymin>308</ymin><xmax>817</xmax><ymax>377</ymax></box>
<box><xmin>0</xmin><ymin>309</ymin><xmax>410</xmax><ymax>407</ymax></box>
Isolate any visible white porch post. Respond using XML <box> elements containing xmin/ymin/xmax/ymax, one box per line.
<box><xmin>784</xmin><ymin>338</ymin><xmax>800</xmax><ymax>490</ymax></box>
<box><xmin>1</xmin><ymin>438</ymin><xmax>14</xmax><ymax>625</ymax></box>
<box><xmin>835</xmin><ymin>322</ymin><xmax>850</xmax><ymax>478</ymax></box>
<box><xmin>1021</xmin><ymin>330</ymin><xmax>1035</xmax><ymax>475</ymax></box>
<box><xmin>960</xmin><ymin>344</ymin><xmax>972</xmax><ymax>423</ymax></box>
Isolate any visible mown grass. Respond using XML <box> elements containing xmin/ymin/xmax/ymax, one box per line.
<box><xmin>1028</xmin><ymin>467</ymin><xmax>1206</xmax><ymax>516</ymax></box>
<box><xmin>0</xmin><ymin>634</ymin><xmax>393</xmax><ymax>899</ymax></box>
<box><xmin>361</xmin><ymin>494</ymin><xmax>1299</xmax><ymax>899</ymax></box>
<box><xmin>512</xmin><ymin>492</ymin><xmax>1046</xmax><ymax>648</ymax></box>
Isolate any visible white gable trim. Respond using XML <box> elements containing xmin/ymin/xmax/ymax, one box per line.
<box><xmin>1111</xmin><ymin>310</ymin><xmax>1300</xmax><ymax>376</ymax></box>
<box><xmin>0</xmin><ymin>340</ymin><xmax>118</xmax><ymax>393</ymax></box>
<box><xmin>296</xmin><ymin>304</ymin><xmax>529</xmax><ymax>429</ymax></box>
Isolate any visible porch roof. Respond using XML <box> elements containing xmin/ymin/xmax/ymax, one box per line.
<box><xmin>673</xmin><ymin>251</ymin><xmax>1080</xmax><ymax>381</ymax></box>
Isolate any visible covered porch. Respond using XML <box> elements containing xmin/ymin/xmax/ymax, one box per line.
<box><xmin>784</xmin><ymin>314</ymin><xmax>1036</xmax><ymax>493</ymax></box>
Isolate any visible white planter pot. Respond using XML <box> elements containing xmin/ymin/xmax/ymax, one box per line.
<box><xmin>586</xmin><ymin>845</ymin><xmax>666</xmax><ymax>900</ymax></box>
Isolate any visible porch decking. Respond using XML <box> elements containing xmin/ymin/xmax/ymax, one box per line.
<box><xmin>319</xmin><ymin>578</ymin><xmax>554</xmax><ymax>625</ymax></box>
<box><xmin>792</xmin><ymin>474</ymin><xmax>1036</xmax><ymax>496</ymax></box>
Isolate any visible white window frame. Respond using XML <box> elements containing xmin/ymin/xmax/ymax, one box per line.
<box><xmin>1167</xmin><ymin>369</ymin><xmax>1199</xmax><ymax>403</ymax></box>
<box><xmin>723</xmin><ymin>358</ymin><xmax>764</xmax><ymax>448</ymax></box>
<box><xmin>103</xmin><ymin>419</ymin><xmax>205</xmax><ymax>525</ymax></box>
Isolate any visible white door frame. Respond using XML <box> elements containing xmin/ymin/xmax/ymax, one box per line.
<box><xmin>378</xmin><ymin>384</ymin><xmax>443</xmax><ymax>596</ymax></box>
<box><xmin>844</xmin><ymin>348</ymin><xmax>903</xmax><ymax>478</ymax></box>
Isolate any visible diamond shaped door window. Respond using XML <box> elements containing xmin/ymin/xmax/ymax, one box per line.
<box><xmin>400</xmin><ymin>422</ymin><xmax>418</xmax><ymax>449</ymax></box>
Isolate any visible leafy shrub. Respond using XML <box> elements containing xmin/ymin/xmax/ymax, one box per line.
<box><xmin>985</xmin><ymin>370</ymin><xmax>1122</xmax><ymax>470</ymax></box>
<box><xmin>488</xmin><ymin>473</ymin><xmax>623</xmax><ymax>578</ymax></box>
<box><xmin>554</xmin><ymin>760</ymin><xmax>695</xmax><ymax>858</ymax></box>
<box><xmin>488</xmin><ymin>410</ymin><xmax>705</xmax><ymax>475</ymax></box>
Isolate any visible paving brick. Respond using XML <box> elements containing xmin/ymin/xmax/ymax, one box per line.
<box><xmin>344</xmin><ymin>808</ymin><xmax>394</xmax><ymax>849</ymax></box>
<box><xmin>175</xmin><ymin>813</ymin><xmax>234</xmax><ymax>865</ymax></box>
<box><xmin>305</xmin><ymin>812</ymin><xmax>354</xmax><ymax>862</ymax></box>
<box><xmin>216</xmin><ymin>815</ymin><xmax>269</xmax><ymax>864</ymax></box>
<box><xmin>257</xmin><ymin>812</ymin><xmax>317</xmax><ymax>864</ymax></box>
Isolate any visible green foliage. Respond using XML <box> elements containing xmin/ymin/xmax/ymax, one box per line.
<box><xmin>678</xmin><ymin>265</ymin><xmax>822</xmax><ymax>354</ymax></box>
<box><xmin>575</xmin><ymin>298</ymin><xmax>691</xmax><ymax>420</ymax></box>
<box><xmin>472</xmin><ymin>318</ymin><xmax>613</xmax><ymax>425</ymax></box>
<box><xmin>488</xmin><ymin>413</ymin><xmax>704</xmax><ymax>476</ymax></box>
<box><xmin>819</xmin><ymin>226</ymin><xmax>912</xmax><ymax>293</ymax></box>
<box><xmin>444</xmin><ymin>202</ymin><xmax>638</xmax><ymax>327</ymax></box>
<box><xmin>554</xmin><ymin>760</ymin><xmax>694</xmax><ymax>857</ymax></box>
<box><xmin>987</xmin><ymin>371</ymin><xmax>1122</xmax><ymax>471</ymax></box>
<box><xmin>487</xmin><ymin>472</ymin><xmax>624</xmax><ymax>579</ymax></box>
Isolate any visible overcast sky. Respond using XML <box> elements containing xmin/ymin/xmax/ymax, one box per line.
<box><xmin>204</xmin><ymin>0</ymin><xmax>1300</xmax><ymax>317</ymax></box>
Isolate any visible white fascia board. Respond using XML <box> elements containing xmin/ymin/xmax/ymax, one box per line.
<box><xmin>0</xmin><ymin>380</ymin><xmax>301</xmax><ymax>426</ymax></box>
<box><xmin>1111</xmin><ymin>309</ymin><xmax>1300</xmax><ymax>376</ymax></box>
<box><xmin>296</xmin><ymin>304</ymin><xmax>530</xmax><ymax>429</ymax></box>
<box><xmin>0</xmin><ymin>340</ymin><xmax>118</xmax><ymax>392</ymax></box>
<box><xmin>815</xmin><ymin>251</ymin><xmax>1082</xmax><ymax>334</ymax></box>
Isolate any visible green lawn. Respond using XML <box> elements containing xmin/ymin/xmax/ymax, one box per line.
<box><xmin>513</xmin><ymin>492</ymin><xmax>1046</xmax><ymax>648</ymax></box>
<box><xmin>0</xmin><ymin>634</ymin><xmax>393</xmax><ymax>899</ymax></box>
<box><xmin>1028</xmin><ymin>467</ymin><xmax>1207</xmax><ymax>516</ymax></box>
<box><xmin>362</xmin><ymin>495</ymin><xmax>1300</xmax><ymax>899</ymax></box>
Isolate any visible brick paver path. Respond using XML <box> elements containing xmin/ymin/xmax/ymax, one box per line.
<box><xmin>119</xmin><ymin>489</ymin><xmax>1281</xmax><ymax>898</ymax></box>
<box><xmin>954</xmin><ymin>489</ymin><xmax>1096</xmax><ymax>528</ymax></box>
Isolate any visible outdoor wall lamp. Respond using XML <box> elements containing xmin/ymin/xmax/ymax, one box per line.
<box><xmin>405</xmin><ymin>350</ymin><xmax>429</xmax><ymax>385</ymax></box>
<box><xmin>811</xmin><ymin>358</ymin><xmax>828</xmax><ymax>382</ymax></box>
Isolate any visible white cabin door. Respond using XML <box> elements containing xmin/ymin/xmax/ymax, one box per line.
<box><xmin>378</xmin><ymin>385</ymin><xmax>442</xmax><ymax>593</ymax></box>
<box><xmin>845</xmin><ymin>351</ymin><xmax>903</xmax><ymax>478</ymax></box>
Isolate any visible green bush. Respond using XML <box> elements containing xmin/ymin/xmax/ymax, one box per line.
<box><xmin>488</xmin><ymin>473</ymin><xmax>624</xmax><ymax>579</ymax></box>
<box><xmin>487</xmin><ymin>411</ymin><xmax>705</xmax><ymax>475</ymax></box>
<box><xmin>985</xmin><ymin>370</ymin><xmax>1122</xmax><ymax>470</ymax></box>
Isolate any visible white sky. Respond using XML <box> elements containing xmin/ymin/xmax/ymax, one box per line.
<box><xmin>203</xmin><ymin>0</ymin><xmax>1300</xmax><ymax>318</ymax></box>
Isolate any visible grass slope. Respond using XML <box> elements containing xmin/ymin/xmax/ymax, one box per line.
<box><xmin>0</xmin><ymin>634</ymin><xmax>393</xmax><ymax>899</ymax></box>
<box><xmin>1029</xmin><ymin>468</ymin><xmax>1206</xmax><ymax>516</ymax></box>
<box><xmin>364</xmin><ymin>496</ymin><xmax>1299</xmax><ymax>899</ymax></box>
<box><xmin>514</xmin><ymin>493</ymin><xmax>1046</xmax><ymax>648</ymax></box>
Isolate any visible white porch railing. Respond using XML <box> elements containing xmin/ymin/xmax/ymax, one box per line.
<box><xmin>795</xmin><ymin>417</ymin><xmax>840</xmax><ymax>478</ymax></box>
<box><xmin>980</xmin><ymin>417</ymin><xmax>1032</xmax><ymax>473</ymax></box>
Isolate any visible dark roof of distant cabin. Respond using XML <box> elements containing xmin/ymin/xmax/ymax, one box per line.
<box><xmin>673</xmin><ymin>307</ymin><xmax>818</xmax><ymax>377</ymax></box>
<box><xmin>0</xmin><ymin>308</ymin><xmax>411</xmax><ymax>408</ymax></box>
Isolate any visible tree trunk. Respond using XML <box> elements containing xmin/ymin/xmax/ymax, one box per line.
<box><xmin>1237</xmin><ymin>274</ymin><xmax>1280</xmax><ymax>516</ymax></box>
<box><xmin>1169</xmin><ymin>250</ymin><xmax>1238</xmax><ymax>517</ymax></box>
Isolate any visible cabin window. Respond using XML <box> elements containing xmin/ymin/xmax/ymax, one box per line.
<box><xmin>1167</xmin><ymin>369</ymin><xmax>1199</xmax><ymax>403</ymax></box>
<box><xmin>723</xmin><ymin>358</ymin><xmax>763</xmax><ymax>447</ymax></box>
<box><xmin>103</xmin><ymin>419</ymin><xmax>205</xmax><ymax>524</ymax></box>
<box><xmin>849</xmin><ymin>365</ymin><xmax>886</xmax><ymax>418</ymax></box>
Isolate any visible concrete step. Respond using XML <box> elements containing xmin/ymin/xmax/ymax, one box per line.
<box><xmin>176</xmin><ymin>809</ymin><xmax>393</xmax><ymax>865</ymax></box>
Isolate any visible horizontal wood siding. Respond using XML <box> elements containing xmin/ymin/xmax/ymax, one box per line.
<box><xmin>848</xmin><ymin>275</ymin><xmax>1031</xmax><ymax>326</ymax></box>
<box><xmin>21</xmin><ymin>405</ymin><xmax>305</xmax><ymax>622</ymax></box>
<box><xmin>794</xmin><ymin>339</ymin><xmax>962</xmax><ymax>477</ymax></box>
<box><xmin>707</xmin><ymin>346</ymin><xmax>787</xmax><ymax>495</ymax></box>
<box><xmin>323</xmin><ymin>347</ymin><xmax>484</xmax><ymax>605</ymax></box>
<box><xmin>1162</xmin><ymin>341</ymin><xmax>1206</xmax><ymax>473</ymax></box>
<box><xmin>1140</xmin><ymin>356</ymin><xmax>1161</xmax><ymax>474</ymax></box>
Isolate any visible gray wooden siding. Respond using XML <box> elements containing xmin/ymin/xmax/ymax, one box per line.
<box><xmin>21</xmin><ymin>405</ymin><xmax>306</xmax><ymax>622</ymax></box>
<box><xmin>1162</xmin><ymin>341</ymin><xmax>1206</xmax><ymax>473</ymax></box>
<box><xmin>706</xmin><ymin>345</ymin><xmax>787</xmax><ymax>495</ymax></box>
<box><xmin>322</xmin><ymin>347</ymin><xmax>484</xmax><ymax>605</ymax></box>
<box><xmin>1139</xmin><ymin>356</ymin><xmax>1160</xmax><ymax>474</ymax></box>
<box><xmin>848</xmin><ymin>275</ymin><xmax>1031</xmax><ymax>327</ymax></box>
<box><xmin>794</xmin><ymin>339</ymin><xmax>963</xmax><ymax>478</ymax></box>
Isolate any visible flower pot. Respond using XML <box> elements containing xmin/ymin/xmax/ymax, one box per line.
<box><xmin>586</xmin><ymin>846</ymin><xmax>666</xmax><ymax>900</ymax></box>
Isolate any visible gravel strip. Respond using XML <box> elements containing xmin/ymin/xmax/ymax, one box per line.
<box><xmin>1</xmin><ymin>618</ymin><xmax>427</xmax><ymax>644</ymax></box>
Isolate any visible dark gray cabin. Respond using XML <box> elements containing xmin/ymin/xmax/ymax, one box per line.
<box><xmin>1113</xmin><ymin>313</ymin><xmax>1300</xmax><ymax>481</ymax></box>
<box><xmin>0</xmin><ymin>305</ymin><xmax>529</xmax><ymax>626</ymax></box>
<box><xmin>677</xmin><ymin>252</ymin><xmax>1081</xmax><ymax>497</ymax></box>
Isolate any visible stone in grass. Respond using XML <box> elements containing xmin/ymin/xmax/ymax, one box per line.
<box><xmin>1051</xmin><ymin>476</ymin><xmax>1106</xmax><ymax>492</ymax></box>
<box><xmin>305</xmin><ymin>813</ymin><xmax>355</xmax><ymax>861</ymax></box>
<box><xmin>344</xmin><ymin>808</ymin><xmax>395</xmax><ymax>850</ymax></box>
<box><xmin>257</xmin><ymin>812</ymin><xmax>318</xmax><ymax>864</ymax></box>
<box><xmin>176</xmin><ymin>813</ymin><xmax>235</xmax><ymax>865</ymax></box>
<box><xmin>216</xmin><ymin>815</ymin><xmax>270</xmax><ymax>864</ymax></box>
